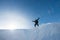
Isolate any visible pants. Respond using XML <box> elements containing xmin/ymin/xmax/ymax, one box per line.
<box><xmin>34</xmin><ymin>23</ymin><xmax>39</xmax><ymax>27</ymax></box>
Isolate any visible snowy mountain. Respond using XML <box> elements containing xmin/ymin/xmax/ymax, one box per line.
<box><xmin>0</xmin><ymin>23</ymin><xmax>60</xmax><ymax>40</ymax></box>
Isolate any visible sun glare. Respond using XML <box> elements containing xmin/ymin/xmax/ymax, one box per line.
<box><xmin>7</xmin><ymin>23</ymin><xmax>17</xmax><ymax>30</ymax></box>
<box><xmin>0</xmin><ymin>11</ymin><xmax>30</xmax><ymax>30</ymax></box>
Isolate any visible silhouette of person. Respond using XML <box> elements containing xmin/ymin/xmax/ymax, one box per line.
<box><xmin>32</xmin><ymin>18</ymin><xmax>40</xmax><ymax>27</ymax></box>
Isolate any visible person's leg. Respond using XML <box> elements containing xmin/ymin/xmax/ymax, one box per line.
<box><xmin>37</xmin><ymin>24</ymin><xmax>39</xmax><ymax>26</ymax></box>
<box><xmin>34</xmin><ymin>24</ymin><xmax>36</xmax><ymax>27</ymax></box>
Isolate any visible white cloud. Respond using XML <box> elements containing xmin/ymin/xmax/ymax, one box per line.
<box><xmin>48</xmin><ymin>7</ymin><xmax>54</xmax><ymax>16</ymax></box>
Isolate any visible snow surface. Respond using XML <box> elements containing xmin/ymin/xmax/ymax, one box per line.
<box><xmin>0</xmin><ymin>23</ymin><xmax>60</xmax><ymax>40</ymax></box>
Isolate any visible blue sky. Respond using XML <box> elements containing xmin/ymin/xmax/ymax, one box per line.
<box><xmin>0</xmin><ymin>0</ymin><xmax>60</xmax><ymax>23</ymax></box>
<box><xmin>0</xmin><ymin>0</ymin><xmax>60</xmax><ymax>29</ymax></box>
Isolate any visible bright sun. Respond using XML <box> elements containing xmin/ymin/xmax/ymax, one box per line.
<box><xmin>7</xmin><ymin>14</ymin><xmax>28</xmax><ymax>30</ymax></box>
<box><xmin>7</xmin><ymin>22</ymin><xmax>17</xmax><ymax>30</ymax></box>
<box><xmin>0</xmin><ymin>12</ymin><xmax>30</xmax><ymax>30</ymax></box>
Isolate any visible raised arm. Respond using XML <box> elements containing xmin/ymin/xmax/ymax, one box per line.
<box><xmin>32</xmin><ymin>20</ymin><xmax>35</xmax><ymax>22</ymax></box>
<box><xmin>36</xmin><ymin>18</ymin><xmax>40</xmax><ymax>20</ymax></box>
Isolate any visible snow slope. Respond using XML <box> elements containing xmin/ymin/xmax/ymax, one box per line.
<box><xmin>0</xmin><ymin>23</ymin><xmax>60</xmax><ymax>40</ymax></box>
